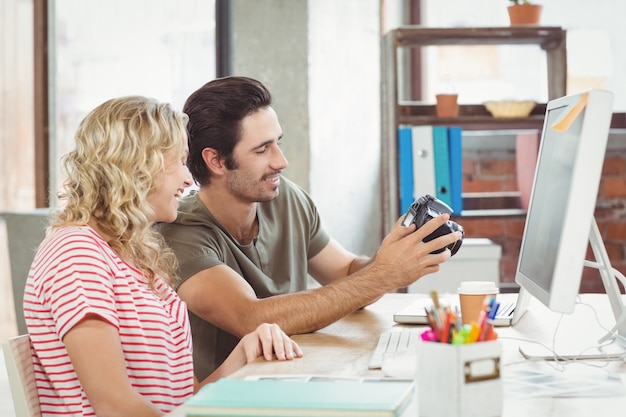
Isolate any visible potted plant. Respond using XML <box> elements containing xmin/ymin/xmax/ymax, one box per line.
<box><xmin>435</xmin><ymin>93</ymin><xmax>459</xmax><ymax>118</ymax></box>
<box><xmin>508</xmin><ymin>0</ymin><xmax>542</xmax><ymax>25</ymax></box>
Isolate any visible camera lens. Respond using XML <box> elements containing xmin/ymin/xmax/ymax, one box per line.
<box><xmin>446</xmin><ymin>221</ymin><xmax>464</xmax><ymax>256</ymax></box>
<box><xmin>424</xmin><ymin>220</ymin><xmax>464</xmax><ymax>255</ymax></box>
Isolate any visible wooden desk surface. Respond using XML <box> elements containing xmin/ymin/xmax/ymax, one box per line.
<box><xmin>168</xmin><ymin>293</ymin><xmax>626</xmax><ymax>417</ymax></box>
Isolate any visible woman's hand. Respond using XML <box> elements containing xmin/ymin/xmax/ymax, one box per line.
<box><xmin>200</xmin><ymin>323</ymin><xmax>303</xmax><ymax>388</ymax></box>
<box><xmin>240</xmin><ymin>322</ymin><xmax>304</xmax><ymax>363</ymax></box>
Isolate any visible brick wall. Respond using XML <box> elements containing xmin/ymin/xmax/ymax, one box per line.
<box><xmin>459</xmin><ymin>144</ymin><xmax>626</xmax><ymax>293</ymax></box>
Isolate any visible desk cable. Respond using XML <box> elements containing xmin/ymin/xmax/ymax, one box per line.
<box><xmin>581</xmin><ymin>260</ymin><xmax>626</xmax><ymax>344</ymax></box>
<box><xmin>500</xmin><ymin>299</ymin><xmax>626</xmax><ymax>372</ymax></box>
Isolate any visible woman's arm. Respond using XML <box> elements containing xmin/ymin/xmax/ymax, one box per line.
<box><xmin>63</xmin><ymin>315</ymin><xmax>164</xmax><ymax>417</ymax></box>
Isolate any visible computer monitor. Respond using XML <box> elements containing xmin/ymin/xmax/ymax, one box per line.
<box><xmin>515</xmin><ymin>89</ymin><xmax>626</xmax><ymax>346</ymax></box>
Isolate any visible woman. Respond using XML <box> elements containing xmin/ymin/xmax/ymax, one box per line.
<box><xmin>23</xmin><ymin>96</ymin><xmax>302</xmax><ymax>417</ymax></box>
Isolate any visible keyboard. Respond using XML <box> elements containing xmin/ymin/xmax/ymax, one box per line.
<box><xmin>368</xmin><ymin>328</ymin><xmax>421</xmax><ymax>369</ymax></box>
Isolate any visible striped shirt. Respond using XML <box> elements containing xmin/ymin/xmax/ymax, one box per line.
<box><xmin>23</xmin><ymin>225</ymin><xmax>194</xmax><ymax>416</ymax></box>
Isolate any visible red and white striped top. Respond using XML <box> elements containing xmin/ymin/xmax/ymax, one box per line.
<box><xmin>23</xmin><ymin>225</ymin><xmax>194</xmax><ymax>416</ymax></box>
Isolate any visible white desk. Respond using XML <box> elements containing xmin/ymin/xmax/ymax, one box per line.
<box><xmin>167</xmin><ymin>293</ymin><xmax>626</xmax><ymax>416</ymax></box>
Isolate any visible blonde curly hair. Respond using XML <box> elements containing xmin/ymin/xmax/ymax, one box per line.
<box><xmin>53</xmin><ymin>96</ymin><xmax>188</xmax><ymax>291</ymax></box>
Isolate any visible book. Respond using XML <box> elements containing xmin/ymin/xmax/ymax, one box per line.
<box><xmin>398</xmin><ymin>126</ymin><xmax>415</xmax><ymax>215</ymax></box>
<box><xmin>183</xmin><ymin>378</ymin><xmax>415</xmax><ymax>417</ymax></box>
<box><xmin>432</xmin><ymin>126</ymin><xmax>452</xmax><ymax>207</ymax></box>
<box><xmin>515</xmin><ymin>131</ymin><xmax>540</xmax><ymax>210</ymax></box>
<box><xmin>448</xmin><ymin>126</ymin><xmax>463</xmax><ymax>214</ymax></box>
<box><xmin>410</xmin><ymin>125</ymin><xmax>436</xmax><ymax>203</ymax></box>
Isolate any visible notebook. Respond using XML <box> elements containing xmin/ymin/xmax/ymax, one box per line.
<box><xmin>183</xmin><ymin>377</ymin><xmax>415</xmax><ymax>417</ymax></box>
<box><xmin>393</xmin><ymin>291</ymin><xmax>529</xmax><ymax>327</ymax></box>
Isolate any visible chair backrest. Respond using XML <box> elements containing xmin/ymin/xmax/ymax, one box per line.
<box><xmin>0</xmin><ymin>210</ymin><xmax>50</xmax><ymax>335</ymax></box>
<box><xmin>2</xmin><ymin>335</ymin><xmax>41</xmax><ymax>417</ymax></box>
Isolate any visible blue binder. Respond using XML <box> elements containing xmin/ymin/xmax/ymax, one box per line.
<box><xmin>448</xmin><ymin>126</ymin><xmax>463</xmax><ymax>214</ymax></box>
<box><xmin>398</xmin><ymin>126</ymin><xmax>414</xmax><ymax>215</ymax></box>
<box><xmin>432</xmin><ymin>126</ymin><xmax>452</xmax><ymax>207</ymax></box>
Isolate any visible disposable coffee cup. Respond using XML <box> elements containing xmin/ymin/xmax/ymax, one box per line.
<box><xmin>458</xmin><ymin>281</ymin><xmax>499</xmax><ymax>325</ymax></box>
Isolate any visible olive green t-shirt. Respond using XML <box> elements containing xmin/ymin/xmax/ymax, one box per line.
<box><xmin>159</xmin><ymin>177</ymin><xmax>330</xmax><ymax>379</ymax></box>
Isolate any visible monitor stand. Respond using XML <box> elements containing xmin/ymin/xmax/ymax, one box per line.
<box><xmin>519</xmin><ymin>218</ymin><xmax>626</xmax><ymax>361</ymax></box>
<box><xmin>589</xmin><ymin>218</ymin><xmax>626</xmax><ymax>348</ymax></box>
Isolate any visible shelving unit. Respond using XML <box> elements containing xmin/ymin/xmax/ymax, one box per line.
<box><xmin>380</xmin><ymin>26</ymin><xmax>567</xmax><ymax>234</ymax></box>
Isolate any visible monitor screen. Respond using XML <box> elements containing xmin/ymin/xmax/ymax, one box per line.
<box><xmin>515</xmin><ymin>90</ymin><xmax>615</xmax><ymax>314</ymax></box>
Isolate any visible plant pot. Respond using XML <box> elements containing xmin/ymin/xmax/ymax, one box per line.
<box><xmin>507</xmin><ymin>4</ymin><xmax>542</xmax><ymax>25</ymax></box>
<box><xmin>435</xmin><ymin>94</ymin><xmax>459</xmax><ymax>118</ymax></box>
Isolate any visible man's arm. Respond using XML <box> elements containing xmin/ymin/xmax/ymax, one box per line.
<box><xmin>306</xmin><ymin>238</ymin><xmax>371</xmax><ymax>286</ymax></box>
<box><xmin>307</xmin><ymin>239</ymin><xmax>384</xmax><ymax>308</ymax></box>
<box><xmin>177</xmin><ymin>214</ymin><xmax>462</xmax><ymax>337</ymax></box>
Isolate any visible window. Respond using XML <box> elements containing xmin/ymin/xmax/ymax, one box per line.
<box><xmin>0</xmin><ymin>0</ymin><xmax>216</xmax><ymax>212</ymax></box>
<box><xmin>50</xmin><ymin>0</ymin><xmax>217</xmax><ymax>205</ymax></box>
<box><xmin>420</xmin><ymin>0</ymin><xmax>624</xmax><ymax>111</ymax></box>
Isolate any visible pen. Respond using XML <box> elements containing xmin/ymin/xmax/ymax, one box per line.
<box><xmin>488</xmin><ymin>300</ymin><xmax>500</xmax><ymax>320</ymax></box>
<box><xmin>440</xmin><ymin>309</ymin><xmax>451</xmax><ymax>344</ymax></box>
<box><xmin>430</xmin><ymin>290</ymin><xmax>441</xmax><ymax>310</ymax></box>
<box><xmin>478</xmin><ymin>318</ymin><xmax>492</xmax><ymax>342</ymax></box>
<box><xmin>428</xmin><ymin>302</ymin><xmax>443</xmax><ymax>332</ymax></box>
<box><xmin>424</xmin><ymin>307</ymin><xmax>440</xmax><ymax>341</ymax></box>
<box><xmin>454</xmin><ymin>306</ymin><xmax>462</xmax><ymax>330</ymax></box>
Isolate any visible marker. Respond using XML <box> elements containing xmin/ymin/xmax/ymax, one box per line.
<box><xmin>421</xmin><ymin>328</ymin><xmax>438</xmax><ymax>342</ymax></box>
<box><xmin>452</xmin><ymin>324</ymin><xmax>471</xmax><ymax>345</ymax></box>
<box><xmin>466</xmin><ymin>323</ymin><xmax>481</xmax><ymax>343</ymax></box>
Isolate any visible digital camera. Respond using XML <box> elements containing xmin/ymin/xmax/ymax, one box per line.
<box><xmin>401</xmin><ymin>194</ymin><xmax>464</xmax><ymax>255</ymax></box>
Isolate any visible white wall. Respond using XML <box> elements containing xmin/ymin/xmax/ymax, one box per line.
<box><xmin>308</xmin><ymin>0</ymin><xmax>382</xmax><ymax>255</ymax></box>
<box><xmin>423</xmin><ymin>0</ymin><xmax>626</xmax><ymax>111</ymax></box>
<box><xmin>232</xmin><ymin>0</ymin><xmax>389</xmax><ymax>255</ymax></box>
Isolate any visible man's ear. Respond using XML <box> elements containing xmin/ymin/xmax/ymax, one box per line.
<box><xmin>201</xmin><ymin>147</ymin><xmax>226</xmax><ymax>175</ymax></box>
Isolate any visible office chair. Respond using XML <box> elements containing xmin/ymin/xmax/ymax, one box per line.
<box><xmin>2</xmin><ymin>335</ymin><xmax>42</xmax><ymax>417</ymax></box>
<box><xmin>0</xmin><ymin>209</ymin><xmax>50</xmax><ymax>335</ymax></box>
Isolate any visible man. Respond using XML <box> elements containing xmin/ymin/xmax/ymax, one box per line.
<box><xmin>159</xmin><ymin>76</ymin><xmax>462</xmax><ymax>379</ymax></box>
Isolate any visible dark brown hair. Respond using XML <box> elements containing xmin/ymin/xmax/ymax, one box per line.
<box><xmin>183</xmin><ymin>76</ymin><xmax>273</xmax><ymax>185</ymax></box>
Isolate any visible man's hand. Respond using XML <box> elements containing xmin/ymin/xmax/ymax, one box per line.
<box><xmin>371</xmin><ymin>213</ymin><xmax>463</xmax><ymax>290</ymax></box>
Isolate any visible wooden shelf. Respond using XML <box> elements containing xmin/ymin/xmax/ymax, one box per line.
<box><xmin>380</xmin><ymin>26</ymin><xmax>567</xmax><ymax>234</ymax></box>
<box><xmin>392</xmin><ymin>26</ymin><xmax>566</xmax><ymax>49</ymax></box>
<box><xmin>397</xmin><ymin>103</ymin><xmax>626</xmax><ymax>130</ymax></box>
<box><xmin>398</xmin><ymin>103</ymin><xmax>547</xmax><ymax>130</ymax></box>
<box><xmin>398</xmin><ymin>116</ymin><xmax>546</xmax><ymax>131</ymax></box>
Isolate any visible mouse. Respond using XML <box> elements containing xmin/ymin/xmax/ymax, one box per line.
<box><xmin>381</xmin><ymin>349</ymin><xmax>418</xmax><ymax>378</ymax></box>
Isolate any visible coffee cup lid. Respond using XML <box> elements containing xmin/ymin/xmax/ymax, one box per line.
<box><xmin>457</xmin><ymin>281</ymin><xmax>499</xmax><ymax>295</ymax></box>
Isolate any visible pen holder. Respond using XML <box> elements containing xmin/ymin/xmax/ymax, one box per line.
<box><xmin>417</xmin><ymin>340</ymin><xmax>502</xmax><ymax>417</ymax></box>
